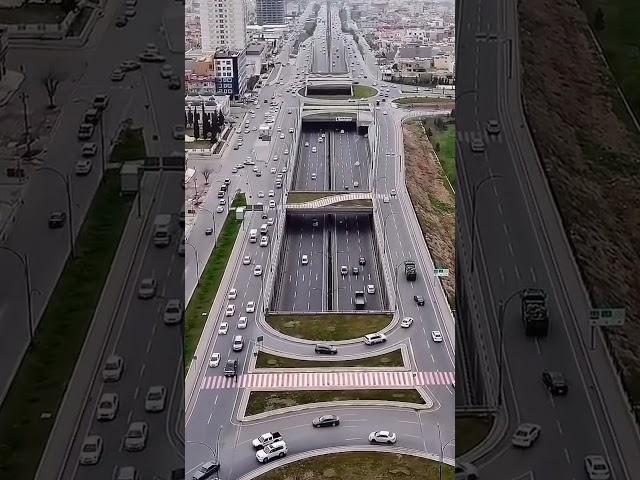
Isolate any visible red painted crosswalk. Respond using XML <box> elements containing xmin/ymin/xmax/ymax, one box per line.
<box><xmin>200</xmin><ymin>371</ymin><xmax>455</xmax><ymax>390</ymax></box>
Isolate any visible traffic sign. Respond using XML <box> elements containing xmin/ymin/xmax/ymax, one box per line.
<box><xmin>589</xmin><ymin>308</ymin><xmax>625</xmax><ymax>326</ymax></box>
<box><xmin>335</xmin><ymin>116</ymin><xmax>352</xmax><ymax>122</ymax></box>
<box><xmin>434</xmin><ymin>268</ymin><xmax>449</xmax><ymax>277</ymax></box>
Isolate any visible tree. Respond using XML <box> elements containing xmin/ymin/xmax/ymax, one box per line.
<box><xmin>184</xmin><ymin>111</ymin><xmax>187</xmax><ymax>126</ymax></box>
<box><xmin>201</xmin><ymin>104</ymin><xmax>210</xmax><ymax>139</ymax></box>
<box><xmin>426</xmin><ymin>127</ymin><xmax>433</xmax><ymax>138</ymax></box>
<box><xmin>193</xmin><ymin>111</ymin><xmax>200</xmax><ymax>139</ymax></box>
<box><xmin>210</xmin><ymin>121</ymin><xmax>221</xmax><ymax>143</ymax></box>
<box><xmin>202</xmin><ymin>168</ymin><xmax>212</xmax><ymax>185</ymax></box>
<box><xmin>187</xmin><ymin>108</ymin><xmax>194</xmax><ymax>125</ymax></box>
<box><xmin>61</xmin><ymin>0</ymin><xmax>77</xmax><ymax>13</ymax></box>
<box><xmin>217</xmin><ymin>110</ymin><xmax>225</xmax><ymax>127</ymax></box>
<box><xmin>42</xmin><ymin>70</ymin><xmax>62</xmax><ymax>109</ymax></box>
<box><xmin>594</xmin><ymin>8</ymin><xmax>605</xmax><ymax>31</ymax></box>
<box><xmin>434</xmin><ymin>142</ymin><xmax>440</xmax><ymax>153</ymax></box>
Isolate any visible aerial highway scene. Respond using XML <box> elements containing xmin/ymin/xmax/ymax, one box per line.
<box><xmin>184</xmin><ymin>1</ymin><xmax>455</xmax><ymax>479</ymax></box>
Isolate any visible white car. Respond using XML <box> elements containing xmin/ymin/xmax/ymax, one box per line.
<box><xmin>254</xmin><ymin>265</ymin><xmax>263</xmax><ymax>276</ymax></box>
<box><xmin>246</xmin><ymin>301</ymin><xmax>256</xmax><ymax>313</ymax></box>
<box><xmin>368</xmin><ymin>431</ymin><xmax>397</xmax><ymax>444</ymax></box>
<box><xmin>304</xmin><ymin>141</ymin><xmax>309</xmax><ymax>147</ymax></box>
<box><xmin>289</xmin><ymin>128</ymin><xmax>294</xmax><ymax>133</ymax></box>
<box><xmin>268</xmin><ymin>190</ymin><xmax>275</xmax><ymax>197</ymax></box>
<box><xmin>311</xmin><ymin>173</ymin><xmax>317</xmax><ymax>180</ymax></box>
<box><xmin>160</xmin><ymin>65</ymin><xmax>174</xmax><ymax>78</ymax></box>
<box><xmin>243</xmin><ymin>256</ymin><xmax>251</xmax><ymax>265</ymax></box>
<box><xmin>584</xmin><ymin>455</ymin><xmax>611</xmax><ymax>480</ymax></box>
<box><xmin>163</xmin><ymin>299</ymin><xmax>183</xmax><ymax>325</ymax></box>
<box><xmin>75</xmin><ymin>158</ymin><xmax>92</xmax><ymax>175</ymax></box>
<box><xmin>79</xmin><ymin>435</ymin><xmax>103</xmax><ymax>465</ymax></box>
<box><xmin>218</xmin><ymin>322</ymin><xmax>229</xmax><ymax>335</ymax></box>
<box><xmin>96</xmin><ymin>393</ymin><xmax>119</xmax><ymax>421</ymax></box>
<box><xmin>279</xmin><ymin>133</ymin><xmax>285</xmax><ymax>139</ymax></box>
<box><xmin>486</xmin><ymin>119</ymin><xmax>501</xmax><ymax>134</ymax></box>
<box><xmin>144</xmin><ymin>385</ymin><xmax>167</xmax><ymax>412</ymax></box>
<box><xmin>172</xmin><ymin>125</ymin><xmax>185</xmax><ymax>140</ymax></box>
<box><xmin>367</xmin><ymin>284</ymin><xmax>375</xmax><ymax>294</ymax></box>
<box><xmin>311</xmin><ymin>146</ymin><xmax>317</xmax><ymax>153</ymax></box>
<box><xmin>284</xmin><ymin>149</ymin><xmax>289</xmax><ymax>155</ymax></box>
<box><xmin>383</xmin><ymin>195</ymin><xmax>390</xmax><ymax>203</ymax></box>
<box><xmin>431</xmin><ymin>331</ymin><xmax>443</xmax><ymax>342</ymax></box>
<box><xmin>511</xmin><ymin>423</ymin><xmax>541</xmax><ymax>448</ymax></box>
<box><xmin>301</xmin><ymin>254</ymin><xmax>309</xmax><ymax>265</ymax></box>
<box><xmin>268</xmin><ymin>200</ymin><xmax>276</xmax><ymax>208</ymax></box>
<box><xmin>256</xmin><ymin>440</ymin><xmax>288</xmax><ymax>463</ymax></box>
<box><xmin>270</xmin><ymin>167</ymin><xmax>277</xmax><ymax>174</ymax></box>
<box><xmin>267</xmin><ymin>217</ymin><xmax>275</xmax><ymax>226</ymax></box>
<box><xmin>102</xmin><ymin>354</ymin><xmax>124</xmax><ymax>381</ymax></box>
<box><xmin>123</xmin><ymin>421</ymin><xmax>148</xmax><ymax>452</ymax></box>
<box><xmin>258</xmin><ymin>191</ymin><xmax>265</xmax><ymax>198</ymax></box>
<box><xmin>390</xmin><ymin>189</ymin><xmax>397</xmax><ymax>197</ymax></box>
<box><xmin>209</xmin><ymin>353</ymin><xmax>221</xmax><ymax>367</ymax></box>
<box><xmin>470</xmin><ymin>136</ymin><xmax>485</xmax><ymax>153</ymax></box>
<box><xmin>228</xmin><ymin>288</ymin><xmax>237</xmax><ymax>300</ymax></box>
<box><xmin>81</xmin><ymin>142</ymin><xmax>97</xmax><ymax>157</ymax></box>
<box><xmin>216</xmin><ymin>205</ymin><xmax>224</xmax><ymax>213</ymax></box>
<box><xmin>400</xmin><ymin>317</ymin><xmax>413</xmax><ymax>328</ymax></box>
<box><xmin>260</xmin><ymin>236</ymin><xmax>269</xmax><ymax>247</ymax></box>
<box><xmin>237</xmin><ymin>316</ymin><xmax>248</xmax><ymax>329</ymax></box>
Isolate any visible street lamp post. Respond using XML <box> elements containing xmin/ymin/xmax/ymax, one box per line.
<box><xmin>0</xmin><ymin>247</ymin><xmax>33</xmax><ymax>345</ymax></box>
<box><xmin>436</xmin><ymin>422</ymin><xmax>454</xmax><ymax>480</ymax></box>
<box><xmin>470</xmin><ymin>175</ymin><xmax>501</xmax><ymax>273</ymax></box>
<box><xmin>39</xmin><ymin>166</ymin><xmax>75</xmax><ymax>258</ymax></box>
<box><xmin>186</xmin><ymin>241</ymin><xmax>199</xmax><ymax>285</ymax></box>
<box><xmin>497</xmin><ymin>289</ymin><xmax>523</xmax><ymax>406</ymax></box>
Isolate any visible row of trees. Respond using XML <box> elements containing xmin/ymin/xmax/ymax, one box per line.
<box><xmin>185</xmin><ymin>104</ymin><xmax>225</xmax><ymax>143</ymax></box>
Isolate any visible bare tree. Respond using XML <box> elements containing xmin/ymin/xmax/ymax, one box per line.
<box><xmin>42</xmin><ymin>70</ymin><xmax>62</xmax><ymax>109</ymax></box>
<box><xmin>202</xmin><ymin>168</ymin><xmax>212</xmax><ymax>185</ymax></box>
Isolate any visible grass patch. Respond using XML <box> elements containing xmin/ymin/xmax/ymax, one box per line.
<box><xmin>333</xmin><ymin>198</ymin><xmax>373</xmax><ymax>208</ymax></box>
<box><xmin>395</xmin><ymin>97</ymin><xmax>455</xmax><ymax>105</ymax></box>
<box><xmin>0</xmin><ymin>171</ymin><xmax>133</xmax><ymax>477</ymax></box>
<box><xmin>266</xmin><ymin>313</ymin><xmax>392</xmax><ymax>341</ymax></box>
<box><xmin>111</xmin><ymin>128</ymin><xmax>146</xmax><ymax>162</ymax></box>
<box><xmin>184</xmin><ymin>214</ymin><xmax>242</xmax><ymax>367</ymax></box>
<box><xmin>231</xmin><ymin>193</ymin><xmax>247</xmax><ymax>208</ymax></box>
<box><xmin>352</xmin><ymin>84</ymin><xmax>378</xmax><ymax>98</ymax></box>
<box><xmin>246</xmin><ymin>389</ymin><xmax>425</xmax><ymax>416</ymax></box>
<box><xmin>456</xmin><ymin>416</ymin><xmax>494</xmax><ymax>456</ymax></box>
<box><xmin>429</xmin><ymin>195</ymin><xmax>455</xmax><ymax>216</ymax></box>
<box><xmin>287</xmin><ymin>191</ymin><xmax>336</xmax><ymax>203</ymax></box>
<box><xmin>256</xmin><ymin>349</ymin><xmax>404</xmax><ymax>368</ymax></box>
<box><xmin>0</xmin><ymin>4</ymin><xmax>65</xmax><ymax>24</ymax></box>
<box><xmin>185</xmin><ymin>140</ymin><xmax>214</xmax><ymax>150</ymax></box>
<box><xmin>65</xmin><ymin>6</ymin><xmax>92</xmax><ymax>37</ymax></box>
<box><xmin>254</xmin><ymin>451</ymin><xmax>453</xmax><ymax>480</ymax></box>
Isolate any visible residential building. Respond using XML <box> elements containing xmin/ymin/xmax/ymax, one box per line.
<box><xmin>185</xmin><ymin>49</ymin><xmax>247</xmax><ymax>100</ymax></box>
<box><xmin>255</xmin><ymin>0</ymin><xmax>285</xmax><ymax>25</ymax></box>
<box><xmin>199</xmin><ymin>0</ymin><xmax>247</xmax><ymax>53</ymax></box>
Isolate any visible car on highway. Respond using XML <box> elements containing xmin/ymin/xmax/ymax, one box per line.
<box><xmin>123</xmin><ymin>421</ymin><xmax>148</xmax><ymax>452</ymax></box>
<box><xmin>431</xmin><ymin>331</ymin><xmax>443</xmax><ymax>342</ymax></box>
<box><xmin>268</xmin><ymin>217</ymin><xmax>275</xmax><ymax>226</ymax></box>
<box><xmin>366</xmin><ymin>284</ymin><xmax>375</xmax><ymax>294</ymax></box>
<box><xmin>383</xmin><ymin>195</ymin><xmax>390</xmax><ymax>203</ymax></box>
<box><xmin>120</xmin><ymin>60</ymin><xmax>141</xmax><ymax>71</ymax></box>
<box><xmin>115</xmin><ymin>15</ymin><xmax>128</xmax><ymax>27</ymax></box>
<box><xmin>260</xmin><ymin>236</ymin><xmax>269</xmax><ymax>247</ymax></box>
<box><xmin>209</xmin><ymin>353</ymin><xmax>221</xmax><ymax>368</ymax></box>
<box><xmin>75</xmin><ymin>158</ymin><xmax>92</xmax><ymax>176</ymax></box>
<box><xmin>301</xmin><ymin>255</ymin><xmax>309</xmax><ymax>265</ymax></box>
<box><xmin>228</xmin><ymin>288</ymin><xmax>237</xmax><ymax>300</ymax></box>
<box><xmin>584</xmin><ymin>455</ymin><xmax>610</xmax><ymax>480</ymax></box>
<box><xmin>137</xmin><ymin>278</ymin><xmax>157</xmax><ymax>299</ymax></box>
<box><xmin>257</xmin><ymin>191</ymin><xmax>265</xmax><ymax>198</ymax></box>
<box><xmin>173</xmin><ymin>125</ymin><xmax>185</xmax><ymax>140</ymax></box>
<box><xmin>542</xmin><ymin>370</ymin><xmax>568</xmax><ymax>395</ymax></box>
<box><xmin>304</xmin><ymin>141</ymin><xmax>309</xmax><ymax>147</ymax></box>
<box><xmin>313</xmin><ymin>414</ymin><xmax>340</xmax><ymax>427</ymax></box>
<box><xmin>256</xmin><ymin>440</ymin><xmax>288</xmax><ymax>463</ymax></box>
<box><xmin>192</xmin><ymin>461</ymin><xmax>220</xmax><ymax>480</ymax></box>
<box><xmin>314</xmin><ymin>344</ymin><xmax>337</xmax><ymax>355</ymax></box>
<box><xmin>243</xmin><ymin>256</ymin><xmax>251</xmax><ymax>265</ymax></box>
<box><xmin>289</xmin><ymin>128</ymin><xmax>294</xmax><ymax>133</ymax></box>
<box><xmin>359</xmin><ymin>256</ymin><xmax>366</xmax><ymax>266</ymax></box>
<box><xmin>254</xmin><ymin>265</ymin><xmax>263</xmax><ymax>276</ymax></box>
<box><xmin>279</xmin><ymin>133</ymin><xmax>285</xmax><ymax>139</ymax></box>
<box><xmin>486</xmin><ymin>119</ymin><xmax>501</xmax><ymax>135</ymax></box>
<box><xmin>216</xmin><ymin>205</ymin><xmax>224</xmax><ymax>213</ymax></box>
<box><xmin>144</xmin><ymin>385</ymin><xmax>167</xmax><ymax>412</ymax></box>
<box><xmin>414</xmin><ymin>295</ymin><xmax>425</xmax><ymax>306</ymax></box>
<box><xmin>352</xmin><ymin>266</ymin><xmax>359</xmax><ymax>275</ymax></box>
<box><xmin>511</xmin><ymin>423</ymin><xmax>541</xmax><ymax>448</ymax></box>
<box><xmin>225</xmin><ymin>305</ymin><xmax>235</xmax><ymax>317</ymax></box>
<box><xmin>454</xmin><ymin>462</ymin><xmax>478</xmax><ymax>480</ymax></box>
<box><xmin>218</xmin><ymin>322</ymin><xmax>229</xmax><ymax>335</ymax></box>
<box><xmin>232</xmin><ymin>335</ymin><xmax>244</xmax><ymax>352</ymax></box>
<box><xmin>268</xmin><ymin>189</ymin><xmax>275</xmax><ymax>197</ymax></box>
<box><xmin>79</xmin><ymin>435</ymin><xmax>103</xmax><ymax>465</ymax></box>
<box><xmin>246</xmin><ymin>301</ymin><xmax>256</xmax><ymax>313</ymax></box>
<box><xmin>400</xmin><ymin>317</ymin><xmax>414</xmax><ymax>328</ymax></box>
<box><xmin>368</xmin><ymin>431</ymin><xmax>396</xmax><ymax>444</ymax></box>
<box><xmin>81</xmin><ymin>142</ymin><xmax>97</xmax><ymax>157</ymax></box>
<box><xmin>138</xmin><ymin>51</ymin><xmax>165</xmax><ymax>62</ymax></box>
<box><xmin>340</xmin><ymin>265</ymin><xmax>348</xmax><ymax>275</ymax></box>
<box><xmin>77</xmin><ymin>123</ymin><xmax>94</xmax><ymax>140</ymax></box>
<box><xmin>237</xmin><ymin>316</ymin><xmax>248</xmax><ymax>329</ymax></box>
<box><xmin>163</xmin><ymin>299</ymin><xmax>183</xmax><ymax>325</ymax></box>
<box><xmin>470</xmin><ymin>136</ymin><xmax>486</xmax><ymax>153</ymax></box>
<box><xmin>268</xmin><ymin>200</ymin><xmax>276</xmax><ymax>208</ymax></box>
<box><xmin>102</xmin><ymin>354</ymin><xmax>124</xmax><ymax>381</ymax></box>
<box><xmin>390</xmin><ymin>189</ymin><xmax>397</xmax><ymax>197</ymax></box>
<box><xmin>110</xmin><ymin>68</ymin><xmax>125</xmax><ymax>81</ymax></box>
<box><xmin>311</xmin><ymin>146</ymin><xmax>317</xmax><ymax>153</ymax></box>
<box><xmin>270</xmin><ymin>167</ymin><xmax>277</xmax><ymax>174</ymax></box>
<box><xmin>160</xmin><ymin>65</ymin><xmax>174</xmax><ymax>78</ymax></box>
<box><xmin>168</xmin><ymin>75</ymin><xmax>181</xmax><ymax>89</ymax></box>
<box><xmin>96</xmin><ymin>393</ymin><xmax>119</xmax><ymax>421</ymax></box>
<box><xmin>364</xmin><ymin>333</ymin><xmax>387</xmax><ymax>345</ymax></box>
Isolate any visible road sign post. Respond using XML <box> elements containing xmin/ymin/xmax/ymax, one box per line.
<box><xmin>588</xmin><ymin>308</ymin><xmax>625</xmax><ymax>350</ymax></box>
<box><xmin>434</xmin><ymin>268</ymin><xmax>449</xmax><ymax>277</ymax></box>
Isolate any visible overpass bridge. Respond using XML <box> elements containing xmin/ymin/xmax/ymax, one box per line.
<box><xmin>285</xmin><ymin>192</ymin><xmax>373</xmax><ymax>213</ymax></box>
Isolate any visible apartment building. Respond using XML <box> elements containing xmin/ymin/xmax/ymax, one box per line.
<box><xmin>199</xmin><ymin>0</ymin><xmax>247</xmax><ymax>53</ymax></box>
<box><xmin>255</xmin><ymin>0</ymin><xmax>285</xmax><ymax>25</ymax></box>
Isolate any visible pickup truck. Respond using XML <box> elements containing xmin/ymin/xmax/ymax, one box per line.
<box><xmin>252</xmin><ymin>431</ymin><xmax>283</xmax><ymax>448</ymax></box>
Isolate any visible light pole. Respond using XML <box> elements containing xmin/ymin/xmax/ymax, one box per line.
<box><xmin>436</xmin><ymin>422</ymin><xmax>454</xmax><ymax>480</ymax></box>
<box><xmin>186</xmin><ymin>241</ymin><xmax>199</xmax><ymax>285</ymax></box>
<box><xmin>470</xmin><ymin>174</ymin><xmax>501</xmax><ymax>273</ymax></box>
<box><xmin>39</xmin><ymin>166</ymin><xmax>75</xmax><ymax>258</ymax></box>
<box><xmin>497</xmin><ymin>289</ymin><xmax>524</xmax><ymax>406</ymax></box>
<box><xmin>0</xmin><ymin>247</ymin><xmax>33</xmax><ymax>346</ymax></box>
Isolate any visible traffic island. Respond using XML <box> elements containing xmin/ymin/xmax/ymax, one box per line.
<box><xmin>250</xmin><ymin>450</ymin><xmax>453</xmax><ymax>480</ymax></box>
<box><xmin>456</xmin><ymin>416</ymin><xmax>494</xmax><ymax>456</ymax></box>
<box><xmin>254</xmin><ymin>348</ymin><xmax>405</xmax><ymax>369</ymax></box>
<box><xmin>265</xmin><ymin>313</ymin><xmax>392</xmax><ymax>342</ymax></box>
<box><xmin>243</xmin><ymin>388</ymin><xmax>429</xmax><ymax>418</ymax></box>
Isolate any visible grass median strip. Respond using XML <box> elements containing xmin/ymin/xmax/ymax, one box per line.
<box><xmin>184</xmin><ymin>213</ymin><xmax>242</xmax><ymax>368</ymax></box>
<box><xmin>256</xmin><ymin>349</ymin><xmax>404</xmax><ymax>369</ymax></box>
<box><xmin>266</xmin><ymin>313</ymin><xmax>392</xmax><ymax>341</ymax></box>
<box><xmin>456</xmin><ymin>416</ymin><xmax>494</xmax><ymax>456</ymax></box>
<box><xmin>246</xmin><ymin>389</ymin><xmax>425</xmax><ymax>416</ymax></box>
<box><xmin>254</xmin><ymin>451</ymin><xmax>453</xmax><ymax>480</ymax></box>
<box><xmin>0</xmin><ymin>170</ymin><xmax>133</xmax><ymax>477</ymax></box>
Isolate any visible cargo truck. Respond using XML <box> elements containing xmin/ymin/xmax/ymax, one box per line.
<box><xmin>354</xmin><ymin>291</ymin><xmax>366</xmax><ymax>309</ymax></box>
<box><xmin>521</xmin><ymin>288</ymin><xmax>549</xmax><ymax>337</ymax></box>
<box><xmin>153</xmin><ymin>214</ymin><xmax>172</xmax><ymax>247</ymax></box>
<box><xmin>405</xmin><ymin>260</ymin><xmax>417</xmax><ymax>281</ymax></box>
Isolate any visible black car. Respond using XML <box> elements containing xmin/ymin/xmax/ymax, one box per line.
<box><xmin>48</xmin><ymin>211</ymin><xmax>67</xmax><ymax>228</ymax></box>
<box><xmin>224</xmin><ymin>359</ymin><xmax>237</xmax><ymax>377</ymax></box>
<box><xmin>205</xmin><ymin>227</ymin><xmax>213</xmax><ymax>236</ymax></box>
<box><xmin>192</xmin><ymin>461</ymin><xmax>220</xmax><ymax>480</ymax></box>
<box><xmin>315</xmin><ymin>344</ymin><xmax>337</xmax><ymax>355</ymax></box>
<box><xmin>217</xmin><ymin>191</ymin><xmax>225</xmax><ymax>198</ymax></box>
<box><xmin>414</xmin><ymin>295</ymin><xmax>425</xmax><ymax>306</ymax></box>
<box><xmin>312</xmin><ymin>414</ymin><xmax>340</xmax><ymax>428</ymax></box>
<box><xmin>542</xmin><ymin>370</ymin><xmax>568</xmax><ymax>395</ymax></box>
<box><xmin>115</xmin><ymin>15</ymin><xmax>128</xmax><ymax>27</ymax></box>
<box><xmin>352</xmin><ymin>266</ymin><xmax>359</xmax><ymax>275</ymax></box>
<box><xmin>168</xmin><ymin>75</ymin><xmax>181</xmax><ymax>90</ymax></box>
<box><xmin>359</xmin><ymin>257</ymin><xmax>366</xmax><ymax>266</ymax></box>
<box><xmin>170</xmin><ymin>468</ymin><xmax>185</xmax><ymax>480</ymax></box>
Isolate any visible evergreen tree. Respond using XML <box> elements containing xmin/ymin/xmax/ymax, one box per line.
<box><xmin>187</xmin><ymin>108</ymin><xmax>194</xmax><ymax>125</ymax></box>
<box><xmin>434</xmin><ymin>142</ymin><xmax>440</xmax><ymax>153</ymax></box>
<box><xmin>426</xmin><ymin>127</ymin><xmax>433</xmax><ymax>138</ymax></box>
<box><xmin>201</xmin><ymin>104</ymin><xmax>210</xmax><ymax>139</ymax></box>
<box><xmin>193</xmin><ymin>111</ymin><xmax>200</xmax><ymax>139</ymax></box>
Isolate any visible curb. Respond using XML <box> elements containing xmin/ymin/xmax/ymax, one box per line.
<box><xmin>457</xmin><ymin>409</ymin><xmax>508</xmax><ymax>465</ymax></box>
<box><xmin>236</xmin><ymin>386</ymin><xmax>434</xmax><ymax>422</ymax></box>
<box><xmin>236</xmin><ymin>445</ymin><xmax>454</xmax><ymax>480</ymax></box>
<box><xmin>247</xmin><ymin>344</ymin><xmax>410</xmax><ymax>373</ymax></box>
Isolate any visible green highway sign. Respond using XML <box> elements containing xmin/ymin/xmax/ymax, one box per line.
<box><xmin>589</xmin><ymin>308</ymin><xmax>625</xmax><ymax>326</ymax></box>
<box><xmin>434</xmin><ymin>268</ymin><xmax>449</xmax><ymax>277</ymax></box>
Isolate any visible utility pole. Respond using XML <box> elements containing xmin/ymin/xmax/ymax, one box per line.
<box><xmin>21</xmin><ymin>91</ymin><xmax>31</xmax><ymax>158</ymax></box>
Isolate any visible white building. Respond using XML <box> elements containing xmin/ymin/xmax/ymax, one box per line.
<box><xmin>200</xmin><ymin>0</ymin><xmax>247</xmax><ymax>53</ymax></box>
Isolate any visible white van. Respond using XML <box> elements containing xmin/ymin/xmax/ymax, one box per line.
<box><xmin>249</xmin><ymin>229</ymin><xmax>258</xmax><ymax>242</ymax></box>
<box><xmin>364</xmin><ymin>333</ymin><xmax>387</xmax><ymax>345</ymax></box>
<box><xmin>260</xmin><ymin>224</ymin><xmax>268</xmax><ymax>234</ymax></box>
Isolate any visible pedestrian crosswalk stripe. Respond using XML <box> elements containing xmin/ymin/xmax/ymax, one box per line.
<box><xmin>199</xmin><ymin>371</ymin><xmax>455</xmax><ymax>390</ymax></box>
